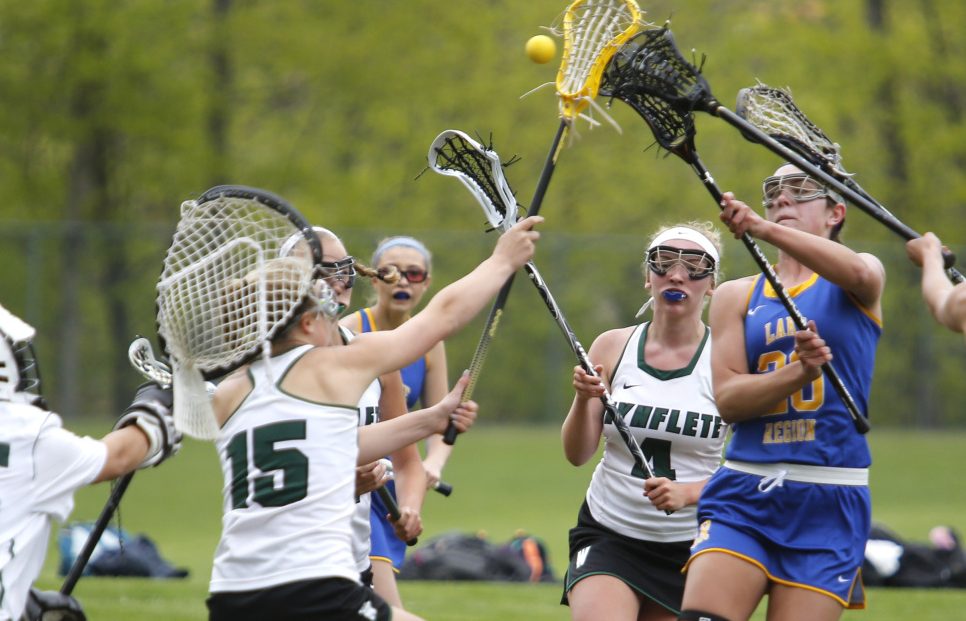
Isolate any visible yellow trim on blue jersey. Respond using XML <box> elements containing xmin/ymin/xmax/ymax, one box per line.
<box><xmin>369</xmin><ymin>556</ymin><xmax>401</xmax><ymax>573</ymax></box>
<box><xmin>363</xmin><ymin>307</ymin><xmax>379</xmax><ymax>331</ymax></box>
<box><xmin>684</xmin><ymin>548</ymin><xmax>864</xmax><ymax>610</ymax></box>
<box><xmin>759</xmin><ymin>270</ymin><xmax>882</xmax><ymax>327</ymax></box>
<box><xmin>762</xmin><ymin>271</ymin><xmax>819</xmax><ymax>299</ymax></box>
<box><xmin>845</xmin><ymin>291</ymin><xmax>883</xmax><ymax>327</ymax></box>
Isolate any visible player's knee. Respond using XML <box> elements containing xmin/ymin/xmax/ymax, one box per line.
<box><xmin>679</xmin><ymin>610</ymin><xmax>732</xmax><ymax>621</ymax></box>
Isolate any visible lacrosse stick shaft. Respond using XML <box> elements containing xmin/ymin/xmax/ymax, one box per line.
<box><xmin>442</xmin><ymin>120</ymin><xmax>569</xmax><ymax>446</ymax></box>
<box><xmin>710</xmin><ymin>105</ymin><xmax>962</xmax><ymax>282</ymax></box>
<box><xmin>522</xmin><ymin>261</ymin><xmax>657</xmax><ymax>480</ymax></box>
<box><xmin>375</xmin><ymin>486</ymin><xmax>417</xmax><ymax>546</ymax></box>
<box><xmin>60</xmin><ymin>472</ymin><xmax>134</xmax><ymax>595</ymax></box>
<box><xmin>61</xmin><ymin>337</ymin><xmax>176</xmax><ymax>594</ymax></box>
<box><xmin>433</xmin><ymin>480</ymin><xmax>453</xmax><ymax>497</ymax></box>
<box><xmin>523</xmin><ymin>259</ymin><xmax>671</xmax><ymax>512</ymax></box>
<box><xmin>689</xmin><ymin>156</ymin><xmax>870</xmax><ymax>434</ymax></box>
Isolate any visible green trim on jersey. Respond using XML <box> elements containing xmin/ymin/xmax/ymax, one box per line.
<box><xmin>636</xmin><ymin>323</ymin><xmax>710</xmax><ymax>381</ymax></box>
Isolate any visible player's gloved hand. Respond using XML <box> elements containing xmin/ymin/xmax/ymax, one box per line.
<box><xmin>113</xmin><ymin>382</ymin><xmax>181</xmax><ymax>469</ymax></box>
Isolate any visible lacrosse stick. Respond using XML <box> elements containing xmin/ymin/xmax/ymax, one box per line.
<box><xmin>606</xmin><ymin>27</ymin><xmax>962</xmax><ymax>282</ymax></box>
<box><xmin>736</xmin><ymin>83</ymin><xmax>963</xmax><ymax>284</ymax></box>
<box><xmin>375</xmin><ymin>459</ymin><xmax>417</xmax><ymax>546</ymax></box>
<box><xmin>438</xmin><ymin>0</ymin><xmax>643</xmax><ymax>446</ymax></box>
<box><xmin>600</xmin><ymin>49</ymin><xmax>871</xmax><ymax>434</ymax></box>
<box><xmin>430</xmin><ymin>130</ymin><xmax>670</xmax><ymax>507</ymax></box>
<box><xmin>60</xmin><ymin>474</ymin><xmax>133</xmax><ymax>596</ymax></box>
<box><xmin>61</xmin><ymin>337</ymin><xmax>176</xmax><ymax>595</ymax></box>
<box><xmin>155</xmin><ymin>185</ymin><xmax>324</xmax><ymax>440</ymax></box>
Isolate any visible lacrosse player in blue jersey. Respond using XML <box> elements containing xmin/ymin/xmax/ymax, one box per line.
<box><xmin>678</xmin><ymin>164</ymin><xmax>886</xmax><ymax>621</ymax></box>
<box><xmin>342</xmin><ymin>235</ymin><xmax>453</xmax><ymax>607</ymax></box>
<box><xmin>906</xmin><ymin>232</ymin><xmax>966</xmax><ymax>341</ymax></box>
<box><xmin>0</xmin><ymin>304</ymin><xmax>179</xmax><ymax>621</ymax></box>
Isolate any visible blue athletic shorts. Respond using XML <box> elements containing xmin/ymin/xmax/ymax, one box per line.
<box><xmin>369</xmin><ymin>479</ymin><xmax>406</xmax><ymax>570</ymax></box>
<box><xmin>688</xmin><ymin>466</ymin><xmax>870</xmax><ymax>609</ymax></box>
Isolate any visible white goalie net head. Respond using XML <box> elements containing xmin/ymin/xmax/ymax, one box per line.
<box><xmin>156</xmin><ymin>187</ymin><xmax>318</xmax><ymax>439</ymax></box>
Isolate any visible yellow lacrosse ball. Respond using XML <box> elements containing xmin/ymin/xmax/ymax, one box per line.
<box><xmin>525</xmin><ymin>35</ymin><xmax>556</xmax><ymax>64</ymax></box>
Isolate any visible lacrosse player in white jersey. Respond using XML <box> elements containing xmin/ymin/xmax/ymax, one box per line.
<box><xmin>205</xmin><ymin>215</ymin><xmax>540</xmax><ymax>621</ymax></box>
<box><xmin>0</xmin><ymin>304</ymin><xmax>180</xmax><ymax>621</ymax></box>
<box><xmin>560</xmin><ymin>222</ymin><xmax>727</xmax><ymax>621</ymax></box>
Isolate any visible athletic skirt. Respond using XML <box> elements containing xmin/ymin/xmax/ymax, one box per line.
<box><xmin>561</xmin><ymin>500</ymin><xmax>692</xmax><ymax>615</ymax></box>
<box><xmin>687</xmin><ymin>464</ymin><xmax>870</xmax><ymax>609</ymax></box>
<box><xmin>206</xmin><ymin>577</ymin><xmax>390</xmax><ymax>621</ymax></box>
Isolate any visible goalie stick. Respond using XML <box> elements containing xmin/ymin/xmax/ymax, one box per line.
<box><xmin>60</xmin><ymin>337</ymin><xmax>174</xmax><ymax>596</ymax></box>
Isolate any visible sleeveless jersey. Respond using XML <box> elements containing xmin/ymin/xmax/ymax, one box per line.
<box><xmin>586</xmin><ymin>323</ymin><xmax>725</xmax><ymax>543</ymax></box>
<box><xmin>355</xmin><ymin>308</ymin><xmax>426</xmax><ymax>409</ymax></box>
<box><xmin>340</xmin><ymin>326</ymin><xmax>382</xmax><ymax>574</ymax></box>
<box><xmin>0</xmin><ymin>403</ymin><xmax>106</xmax><ymax>621</ymax></box>
<box><xmin>210</xmin><ymin>345</ymin><xmax>360</xmax><ymax>592</ymax></box>
<box><xmin>728</xmin><ymin>273</ymin><xmax>881</xmax><ymax>467</ymax></box>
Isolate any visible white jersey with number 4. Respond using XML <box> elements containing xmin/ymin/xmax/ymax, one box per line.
<box><xmin>586</xmin><ymin>322</ymin><xmax>726</xmax><ymax>542</ymax></box>
<box><xmin>0</xmin><ymin>403</ymin><xmax>106</xmax><ymax>621</ymax></box>
<box><xmin>210</xmin><ymin>345</ymin><xmax>360</xmax><ymax>592</ymax></box>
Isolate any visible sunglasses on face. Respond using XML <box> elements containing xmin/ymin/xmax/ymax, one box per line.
<box><xmin>377</xmin><ymin>265</ymin><xmax>428</xmax><ymax>284</ymax></box>
<box><xmin>761</xmin><ymin>173</ymin><xmax>832</xmax><ymax>208</ymax></box>
<box><xmin>646</xmin><ymin>246</ymin><xmax>716</xmax><ymax>280</ymax></box>
<box><xmin>320</xmin><ymin>256</ymin><xmax>356</xmax><ymax>288</ymax></box>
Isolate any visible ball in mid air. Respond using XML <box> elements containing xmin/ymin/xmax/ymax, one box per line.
<box><xmin>525</xmin><ymin>35</ymin><xmax>556</xmax><ymax>64</ymax></box>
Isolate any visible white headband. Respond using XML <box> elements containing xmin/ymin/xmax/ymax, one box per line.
<box><xmin>647</xmin><ymin>227</ymin><xmax>720</xmax><ymax>264</ymax></box>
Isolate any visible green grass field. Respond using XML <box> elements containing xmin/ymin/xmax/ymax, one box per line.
<box><xmin>35</xmin><ymin>425</ymin><xmax>966</xmax><ymax>620</ymax></box>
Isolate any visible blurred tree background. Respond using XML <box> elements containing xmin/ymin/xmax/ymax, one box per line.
<box><xmin>1</xmin><ymin>0</ymin><xmax>963</xmax><ymax>427</ymax></box>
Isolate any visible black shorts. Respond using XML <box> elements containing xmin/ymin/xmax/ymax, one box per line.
<box><xmin>561</xmin><ymin>501</ymin><xmax>692</xmax><ymax>615</ymax></box>
<box><xmin>207</xmin><ymin>577</ymin><xmax>391</xmax><ymax>621</ymax></box>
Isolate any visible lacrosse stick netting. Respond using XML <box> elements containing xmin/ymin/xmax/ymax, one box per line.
<box><xmin>156</xmin><ymin>185</ymin><xmax>322</xmax><ymax>439</ymax></box>
<box><xmin>737</xmin><ymin>83</ymin><xmax>963</xmax><ymax>283</ymax></box>
<box><xmin>555</xmin><ymin>0</ymin><xmax>644</xmax><ymax>123</ymax></box>
<box><xmin>429</xmin><ymin>130</ymin><xmax>661</xmax><ymax>480</ymax></box>
<box><xmin>607</xmin><ymin>27</ymin><xmax>961</xmax><ymax>282</ymax></box>
<box><xmin>600</xmin><ymin>58</ymin><xmax>871</xmax><ymax>434</ymax></box>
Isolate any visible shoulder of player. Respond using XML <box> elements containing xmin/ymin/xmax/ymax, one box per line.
<box><xmin>338</xmin><ymin>311</ymin><xmax>362</xmax><ymax>332</ymax></box>
<box><xmin>712</xmin><ymin>276</ymin><xmax>756</xmax><ymax>307</ymax></box>
<box><xmin>213</xmin><ymin>368</ymin><xmax>253</xmax><ymax>424</ymax></box>
<box><xmin>589</xmin><ymin>326</ymin><xmax>636</xmax><ymax>358</ymax></box>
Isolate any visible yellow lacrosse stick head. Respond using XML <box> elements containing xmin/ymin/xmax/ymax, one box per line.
<box><xmin>555</xmin><ymin>0</ymin><xmax>643</xmax><ymax>121</ymax></box>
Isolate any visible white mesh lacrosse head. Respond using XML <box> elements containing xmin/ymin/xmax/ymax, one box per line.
<box><xmin>736</xmin><ymin>83</ymin><xmax>851</xmax><ymax>177</ymax></box>
<box><xmin>556</xmin><ymin>0</ymin><xmax>644</xmax><ymax>121</ymax></box>
<box><xmin>127</xmin><ymin>337</ymin><xmax>172</xmax><ymax>387</ymax></box>
<box><xmin>156</xmin><ymin>186</ymin><xmax>319</xmax><ymax>439</ymax></box>
<box><xmin>428</xmin><ymin>130</ymin><xmax>518</xmax><ymax>231</ymax></box>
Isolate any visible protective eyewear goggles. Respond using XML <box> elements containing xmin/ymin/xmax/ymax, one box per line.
<box><xmin>761</xmin><ymin>172</ymin><xmax>838</xmax><ymax>208</ymax></box>
<box><xmin>646</xmin><ymin>246</ymin><xmax>716</xmax><ymax>280</ymax></box>
<box><xmin>378</xmin><ymin>265</ymin><xmax>428</xmax><ymax>284</ymax></box>
<box><xmin>320</xmin><ymin>256</ymin><xmax>356</xmax><ymax>288</ymax></box>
